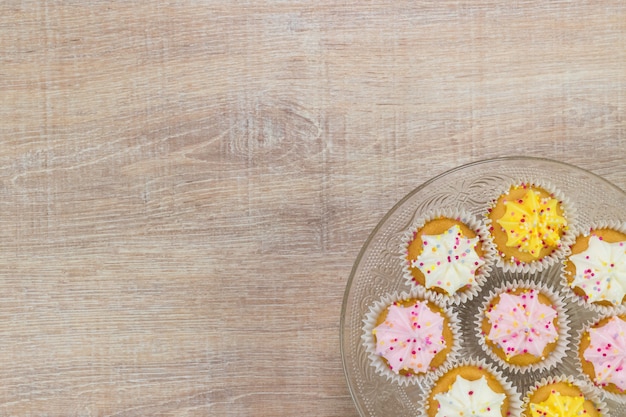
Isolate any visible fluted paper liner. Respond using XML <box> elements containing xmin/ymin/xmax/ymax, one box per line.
<box><xmin>484</xmin><ymin>178</ymin><xmax>576</xmax><ymax>274</ymax></box>
<box><xmin>361</xmin><ymin>290</ymin><xmax>462</xmax><ymax>386</ymax></box>
<box><xmin>418</xmin><ymin>357</ymin><xmax>522</xmax><ymax>417</ymax></box>
<box><xmin>521</xmin><ymin>375</ymin><xmax>609</xmax><ymax>417</ymax></box>
<box><xmin>561</xmin><ymin>220</ymin><xmax>626</xmax><ymax>316</ymax></box>
<box><xmin>400</xmin><ymin>208</ymin><xmax>496</xmax><ymax>305</ymax></box>
<box><xmin>576</xmin><ymin>313</ymin><xmax>626</xmax><ymax>405</ymax></box>
<box><xmin>474</xmin><ymin>279</ymin><xmax>571</xmax><ymax>374</ymax></box>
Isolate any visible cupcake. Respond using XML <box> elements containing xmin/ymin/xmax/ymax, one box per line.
<box><xmin>578</xmin><ymin>314</ymin><xmax>626</xmax><ymax>401</ymax></box>
<box><xmin>486</xmin><ymin>182</ymin><xmax>572</xmax><ymax>272</ymax></box>
<box><xmin>362</xmin><ymin>291</ymin><xmax>460</xmax><ymax>385</ymax></box>
<box><xmin>476</xmin><ymin>281</ymin><xmax>569</xmax><ymax>373</ymax></box>
<box><xmin>522</xmin><ymin>376</ymin><xmax>607</xmax><ymax>417</ymax></box>
<box><xmin>402</xmin><ymin>210</ymin><xmax>494</xmax><ymax>304</ymax></box>
<box><xmin>422</xmin><ymin>358</ymin><xmax>521</xmax><ymax>417</ymax></box>
<box><xmin>563</xmin><ymin>223</ymin><xmax>626</xmax><ymax>312</ymax></box>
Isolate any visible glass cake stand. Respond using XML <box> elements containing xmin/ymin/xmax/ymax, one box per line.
<box><xmin>340</xmin><ymin>156</ymin><xmax>626</xmax><ymax>417</ymax></box>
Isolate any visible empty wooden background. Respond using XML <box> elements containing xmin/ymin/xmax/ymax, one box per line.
<box><xmin>0</xmin><ymin>1</ymin><xmax>624</xmax><ymax>416</ymax></box>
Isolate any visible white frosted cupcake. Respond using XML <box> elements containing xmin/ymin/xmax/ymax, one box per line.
<box><xmin>401</xmin><ymin>209</ymin><xmax>495</xmax><ymax>305</ymax></box>
<box><xmin>522</xmin><ymin>375</ymin><xmax>608</xmax><ymax>417</ymax></box>
<box><xmin>562</xmin><ymin>220</ymin><xmax>626</xmax><ymax>315</ymax></box>
<box><xmin>361</xmin><ymin>290</ymin><xmax>461</xmax><ymax>386</ymax></box>
<box><xmin>485</xmin><ymin>180</ymin><xmax>575</xmax><ymax>273</ymax></box>
<box><xmin>475</xmin><ymin>280</ymin><xmax>570</xmax><ymax>374</ymax></box>
<box><xmin>419</xmin><ymin>357</ymin><xmax>521</xmax><ymax>417</ymax></box>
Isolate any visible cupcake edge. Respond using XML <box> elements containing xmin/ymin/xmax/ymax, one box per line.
<box><xmin>561</xmin><ymin>220</ymin><xmax>626</xmax><ymax>316</ymax></box>
<box><xmin>400</xmin><ymin>208</ymin><xmax>496</xmax><ymax>305</ymax></box>
<box><xmin>484</xmin><ymin>178</ymin><xmax>576</xmax><ymax>274</ymax></box>
<box><xmin>521</xmin><ymin>374</ymin><xmax>609</xmax><ymax>417</ymax></box>
<box><xmin>418</xmin><ymin>356</ymin><xmax>522</xmax><ymax>417</ymax></box>
<box><xmin>474</xmin><ymin>279</ymin><xmax>571</xmax><ymax>374</ymax></box>
<box><xmin>575</xmin><ymin>313</ymin><xmax>626</xmax><ymax>404</ymax></box>
<box><xmin>361</xmin><ymin>289</ymin><xmax>463</xmax><ymax>386</ymax></box>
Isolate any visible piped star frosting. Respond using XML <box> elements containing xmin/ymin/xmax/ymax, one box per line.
<box><xmin>485</xmin><ymin>290</ymin><xmax>559</xmax><ymax>360</ymax></box>
<box><xmin>373</xmin><ymin>301</ymin><xmax>446</xmax><ymax>375</ymax></box>
<box><xmin>496</xmin><ymin>189</ymin><xmax>567</xmax><ymax>258</ymax></box>
<box><xmin>433</xmin><ymin>375</ymin><xmax>506</xmax><ymax>417</ymax></box>
<box><xmin>411</xmin><ymin>225</ymin><xmax>485</xmax><ymax>295</ymax></box>
<box><xmin>569</xmin><ymin>235</ymin><xmax>626</xmax><ymax>304</ymax></box>
<box><xmin>529</xmin><ymin>391</ymin><xmax>586</xmax><ymax>417</ymax></box>
<box><xmin>583</xmin><ymin>316</ymin><xmax>626</xmax><ymax>391</ymax></box>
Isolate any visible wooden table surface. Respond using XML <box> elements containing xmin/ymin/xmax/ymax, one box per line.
<box><xmin>1</xmin><ymin>1</ymin><xmax>625</xmax><ymax>416</ymax></box>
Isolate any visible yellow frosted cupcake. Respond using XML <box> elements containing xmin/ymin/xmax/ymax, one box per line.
<box><xmin>487</xmin><ymin>182</ymin><xmax>572</xmax><ymax>272</ymax></box>
<box><xmin>523</xmin><ymin>376</ymin><xmax>606</xmax><ymax>417</ymax></box>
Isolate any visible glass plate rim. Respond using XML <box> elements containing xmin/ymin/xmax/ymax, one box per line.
<box><xmin>339</xmin><ymin>155</ymin><xmax>626</xmax><ymax>416</ymax></box>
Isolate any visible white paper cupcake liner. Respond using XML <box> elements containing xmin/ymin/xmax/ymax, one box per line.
<box><xmin>575</xmin><ymin>313</ymin><xmax>626</xmax><ymax>404</ymax></box>
<box><xmin>484</xmin><ymin>178</ymin><xmax>576</xmax><ymax>273</ymax></box>
<box><xmin>400</xmin><ymin>208</ymin><xmax>496</xmax><ymax>305</ymax></box>
<box><xmin>521</xmin><ymin>375</ymin><xmax>609</xmax><ymax>417</ymax></box>
<box><xmin>474</xmin><ymin>279</ymin><xmax>571</xmax><ymax>374</ymax></box>
<box><xmin>561</xmin><ymin>220</ymin><xmax>626</xmax><ymax>316</ymax></box>
<box><xmin>417</xmin><ymin>357</ymin><xmax>522</xmax><ymax>417</ymax></box>
<box><xmin>569</xmin><ymin>219</ymin><xmax>626</xmax><ymax>238</ymax></box>
<box><xmin>361</xmin><ymin>290</ymin><xmax>462</xmax><ymax>386</ymax></box>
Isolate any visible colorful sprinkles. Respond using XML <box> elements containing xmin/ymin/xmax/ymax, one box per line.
<box><xmin>485</xmin><ymin>289</ymin><xmax>559</xmax><ymax>361</ymax></box>
<box><xmin>411</xmin><ymin>224</ymin><xmax>485</xmax><ymax>295</ymax></box>
<box><xmin>373</xmin><ymin>300</ymin><xmax>447</xmax><ymax>375</ymax></box>
<box><xmin>583</xmin><ymin>316</ymin><xmax>626</xmax><ymax>392</ymax></box>
<box><xmin>495</xmin><ymin>186</ymin><xmax>567</xmax><ymax>259</ymax></box>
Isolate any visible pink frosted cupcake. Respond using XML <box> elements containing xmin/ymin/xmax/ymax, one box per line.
<box><xmin>578</xmin><ymin>313</ymin><xmax>626</xmax><ymax>402</ymax></box>
<box><xmin>476</xmin><ymin>280</ymin><xmax>569</xmax><ymax>373</ymax></box>
<box><xmin>362</xmin><ymin>291</ymin><xmax>461</xmax><ymax>385</ymax></box>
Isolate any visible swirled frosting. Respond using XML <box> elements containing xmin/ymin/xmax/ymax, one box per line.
<box><xmin>496</xmin><ymin>188</ymin><xmax>567</xmax><ymax>258</ymax></box>
<box><xmin>485</xmin><ymin>290</ymin><xmax>559</xmax><ymax>360</ymax></box>
<box><xmin>583</xmin><ymin>316</ymin><xmax>626</xmax><ymax>391</ymax></box>
<box><xmin>529</xmin><ymin>391</ymin><xmax>585</xmax><ymax>417</ymax></box>
<box><xmin>411</xmin><ymin>225</ymin><xmax>485</xmax><ymax>295</ymax></box>
<box><xmin>569</xmin><ymin>235</ymin><xmax>626</xmax><ymax>304</ymax></box>
<box><xmin>373</xmin><ymin>300</ymin><xmax>446</xmax><ymax>375</ymax></box>
<box><xmin>433</xmin><ymin>375</ymin><xmax>506</xmax><ymax>417</ymax></box>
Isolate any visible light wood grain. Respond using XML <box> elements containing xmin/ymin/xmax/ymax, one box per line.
<box><xmin>0</xmin><ymin>1</ymin><xmax>625</xmax><ymax>416</ymax></box>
